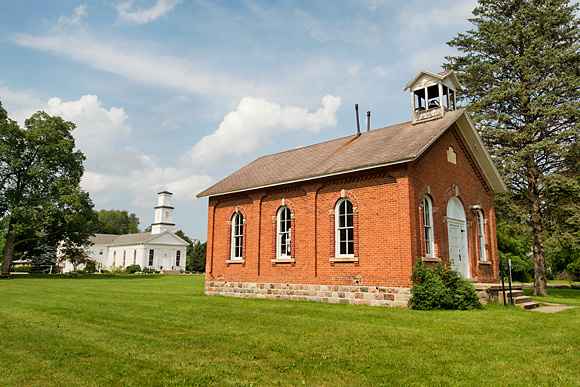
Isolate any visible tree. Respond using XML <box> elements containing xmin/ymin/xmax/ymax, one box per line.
<box><xmin>0</xmin><ymin>101</ymin><xmax>97</xmax><ymax>274</ymax></box>
<box><xmin>94</xmin><ymin>209</ymin><xmax>140</xmax><ymax>235</ymax></box>
<box><xmin>445</xmin><ymin>0</ymin><xmax>580</xmax><ymax>295</ymax></box>
<box><xmin>174</xmin><ymin>230</ymin><xmax>206</xmax><ymax>272</ymax></box>
<box><xmin>58</xmin><ymin>246</ymin><xmax>95</xmax><ymax>272</ymax></box>
<box><xmin>191</xmin><ymin>241</ymin><xmax>207</xmax><ymax>273</ymax></box>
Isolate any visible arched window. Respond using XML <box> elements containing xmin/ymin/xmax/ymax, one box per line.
<box><xmin>277</xmin><ymin>206</ymin><xmax>291</xmax><ymax>259</ymax></box>
<box><xmin>335</xmin><ymin>198</ymin><xmax>354</xmax><ymax>257</ymax></box>
<box><xmin>476</xmin><ymin>210</ymin><xmax>486</xmax><ymax>261</ymax></box>
<box><xmin>231</xmin><ymin>212</ymin><xmax>244</xmax><ymax>260</ymax></box>
<box><xmin>423</xmin><ymin>196</ymin><xmax>435</xmax><ymax>257</ymax></box>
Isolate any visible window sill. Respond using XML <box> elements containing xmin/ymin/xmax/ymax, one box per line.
<box><xmin>478</xmin><ymin>260</ymin><xmax>492</xmax><ymax>265</ymax></box>
<box><xmin>226</xmin><ymin>259</ymin><xmax>245</xmax><ymax>264</ymax></box>
<box><xmin>421</xmin><ymin>257</ymin><xmax>441</xmax><ymax>262</ymax></box>
<box><xmin>330</xmin><ymin>257</ymin><xmax>359</xmax><ymax>263</ymax></box>
<box><xmin>271</xmin><ymin>258</ymin><xmax>296</xmax><ymax>264</ymax></box>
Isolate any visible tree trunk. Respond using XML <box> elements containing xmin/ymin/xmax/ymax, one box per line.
<box><xmin>1</xmin><ymin>231</ymin><xmax>16</xmax><ymax>275</ymax></box>
<box><xmin>531</xmin><ymin>195</ymin><xmax>548</xmax><ymax>296</ymax></box>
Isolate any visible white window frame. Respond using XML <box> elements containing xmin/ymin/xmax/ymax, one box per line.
<box><xmin>176</xmin><ymin>250</ymin><xmax>181</xmax><ymax>267</ymax></box>
<box><xmin>423</xmin><ymin>196</ymin><xmax>435</xmax><ymax>258</ymax></box>
<box><xmin>231</xmin><ymin>212</ymin><xmax>244</xmax><ymax>260</ymax></box>
<box><xmin>148</xmin><ymin>249</ymin><xmax>154</xmax><ymax>267</ymax></box>
<box><xmin>277</xmin><ymin>206</ymin><xmax>291</xmax><ymax>259</ymax></box>
<box><xmin>477</xmin><ymin>210</ymin><xmax>487</xmax><ymax>261</ymax></box>
<box><xmin>335</xmin><ymin>198</ymin><xmax>354</xmax><ymax>258</ymax></box>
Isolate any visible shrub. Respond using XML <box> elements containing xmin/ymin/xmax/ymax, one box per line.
<box><xmin>108</xmin><ymin>265</ymin><xmax>124</xmax><ymax>274</ymax></box>
<box><xmin>84</xmin><ymin>260</ymin><xmax>97</xmax><ymax>274</ymax></box>
<box><xmin>409</xmin><ymin>261</ymin><xmax>482</xmax><ymax>310</ymax></box>
<box><xmin>125</xmin><ymin>264</ymin><xmax>141</xmax><ymax>274</ymax></box>
<box><xmin>13</xmin><ymin>265</ymin><xmax>32</xmax><ymax>272</ymax></box>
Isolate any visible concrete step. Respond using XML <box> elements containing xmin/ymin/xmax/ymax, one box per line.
<box><xmin>513</xmin><ymin>296</ymin><xmax>533</xmax><ymax>305</ymax></box>
<box><xmin>499</xmin><ymin>290</ymin><xmax>525</xmax><ymax>303</ymax></box>
<box><xmin>518</xmin><ymin>301</ymin><xmax>540</xmax><ymax>310</ymax></box>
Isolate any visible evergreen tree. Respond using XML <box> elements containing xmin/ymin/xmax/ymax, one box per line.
<box><xmin>445</xmin><ymin>0</ymin><xmax>580</xmax><ymax>295</ymax></box>
<box><xmin>191</xmin><ymin>242</ymin><xmax>207</xmax><ymax>273</ymax></box>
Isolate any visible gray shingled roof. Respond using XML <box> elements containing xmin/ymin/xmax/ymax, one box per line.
<box><xmin>89</xmin><ymin>231</ymin><xmax>190</xmax><ymax>247</ymax></box>
<box><xmin>89</xmin><ymin>234</ymin><xmax>121</xmax><ymax>245</ymax></box>
<box><xmin>198</xmin><ymin>109</ymin><xmax>468</xmax><ymax>198</ymax></box>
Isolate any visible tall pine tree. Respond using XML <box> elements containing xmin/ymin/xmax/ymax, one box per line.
<box><xmin>445</xmin><ymin>0</ymin><xmax>580</xmax><ymax>295</ymax></box>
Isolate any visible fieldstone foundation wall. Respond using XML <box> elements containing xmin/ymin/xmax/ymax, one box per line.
<box><xmin>205</xmin><ymin>281</ymin><xmax>412</xmax><ymax>308</ymax></box>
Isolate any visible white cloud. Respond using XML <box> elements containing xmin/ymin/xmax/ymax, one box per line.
<box><xmin>116</xmin><ymin>0</ymin><xmax>182</xmax><ymax>24</ymax></box>
<box><xmin>51</xmin><ymin>4</ymin><xmax>88</xmax><ymax>33</ymax></box>
<box><xmin>151</xmin><ymin>95</ymin><xmax>191</xmax><ymax>130</ymax></box>
<box><xmin>83</xmin><ymin>167</ymin><xmax>213</xmax><ymax>208</ymax></box>
<box><xmin>12</xmin><ymin>33</ymin><xmax>266</xmax><ymax>103</ymax></box>
<box><xmin>44</xmin><ymin>95</ymin><xmax>132</xmax><ymax>149</ymax></box>
<box><xmin>0</xmin><ymin>87</ymin><xmax>212</xmax><ymax>212</ymax></box>
<box><xmin>186</xmin><ymin>95</ymin><xmax>341</xmax><ymax>168</ymax></box>
<box><xmin>395</xmin><ymin>0</ymin><xmax>477</xmax><ymax>43</ymax></box>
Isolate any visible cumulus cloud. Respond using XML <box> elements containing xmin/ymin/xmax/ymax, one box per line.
<box><xmin>186</xmin><ymin>95</ymin><xmax>341</xmax><ymax>168</ymax></box>
<box><xmin>0</xmin><ymin>88</ymin><xmax>212</xmax><ymax>213</ymax></box>
<box><xmin>116</xmin><ymin>0</ymin><xmax>182</xmax><ymax>24</ymax></box>
<box><xmin>83</xmin><ymin>167</ymin><xmax>213</xmax><ymax>208</ymax></box>
<box><xmin>44</xmin><ymin>95</ymin><xmax>132</xmax><ymax>149</ymax></box>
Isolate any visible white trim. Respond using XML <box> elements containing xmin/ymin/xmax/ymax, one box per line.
<box><xmin>230</xmin><ymin>212</ymin><xmax>244</xmax><ymax>260</ymax></box>
<box><xmin>198</xmin><ymin>110</ymin><xmax>507</xmax><ymax>198</ymax></box>
<box><xmin>423</xmin><ymin>196</ymin><xmax>435</xmax><ymax>258</ymax></box>
<box><xmin>335</xmin><ymin>198</ymin><xmax>354</xmax><ymax>258</ymax></box>
<box><xmin>276</xmin><ymin>206</ymin><xmax>291</xmax><ymax>259</ymax></box>
<box><xmin>477</xmin><ymin>210</ymin><xmax>487</xmax><ymax>261</ymax></box>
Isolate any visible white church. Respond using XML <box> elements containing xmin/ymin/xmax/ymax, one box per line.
<box><xmin>60</xmin><ymin>191</ymin><xmax>189</xmax><ymax>273</ymax></box>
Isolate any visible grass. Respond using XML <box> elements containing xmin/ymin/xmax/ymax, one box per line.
<box><xmin>0</xmin><ymin>274</ymin><xmax>578</xmax><ymax>386</ymax></box>
<box><xmin>523</xmin><ymin>287</ymin><xmax>580</xmax><ymax>306</ymax></box>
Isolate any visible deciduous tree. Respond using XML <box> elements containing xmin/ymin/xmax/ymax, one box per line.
<box><xmin>94</xmin><ymin>209</ymin><xmax>140</xmax><ymax>235</ymax></box>
<box><xmin>445</xmin><ymin>0</ymin><xmax>580</xmax><ymax>295</ymax></box>
<box><xmin>0</xmin><ymin>101</ymin><xmax>96</xmax><ymax>274</ymax></box>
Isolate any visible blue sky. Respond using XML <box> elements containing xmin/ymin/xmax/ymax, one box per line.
<box><xmin>0</xmin><ymin>0</ymin><xmax>479</xmax><ymax>240</ymax></box>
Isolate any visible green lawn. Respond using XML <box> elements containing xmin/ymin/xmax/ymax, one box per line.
<box><xmin>524</xmin><ymin>287</ymin><xmax>580</xmax><ymax>306</ymax></box>
<box><xmin>1</xmin><ymin>275</ymin><xmax>578</xmax><ymax>386</ymax></box>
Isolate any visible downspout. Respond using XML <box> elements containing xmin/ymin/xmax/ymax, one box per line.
<box><xmin>257</xmin><ymin>195</ymin><xmax>265</xmax><ymax>277</ymax></box>
<box><xmin>314</xmin><ymin>183</ymin><xmax>326</xmax><ymax>278</ymax></box>
<box><xmin>209</xmin><ymin>199</ymin><xmax>220</xmax><ymax>277</ymax></box>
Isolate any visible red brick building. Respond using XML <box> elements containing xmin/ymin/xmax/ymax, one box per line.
<box><xmin>197</xmin><ymin>70</ymin><xmax>506</xmax><ymax>307</ymax></box>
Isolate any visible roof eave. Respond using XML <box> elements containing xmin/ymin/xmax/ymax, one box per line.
<box><xmin>403</xmin><ymin>69</ymin><xmax>463</xmax><ymax>91</ymax></box>
<box><xmin>456</xmin><ymin>113</ymin><xmax>508</xmax><ymax>195</ymax></box>
<box><xmin>197</xmin><ymin>157</ymin><xmax>415</xmax><ymax>198</ymax></box>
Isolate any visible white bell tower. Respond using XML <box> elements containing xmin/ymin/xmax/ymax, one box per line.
<box><xmin>151</xmin><ymin>191</ymin><xmax>175</xmax><ymax>234</ymax></box>
<box><xmin>404</xmin><ymin>69</ymin><xmax>462</xmax><ymax>124</ymax></box>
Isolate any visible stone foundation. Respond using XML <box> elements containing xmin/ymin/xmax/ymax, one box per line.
<box><xmin>205</xmin><ymin>281</ymin><xmax>412</xmax><ymax>308</ymax></box>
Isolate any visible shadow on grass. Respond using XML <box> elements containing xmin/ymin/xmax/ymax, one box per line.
<box><xmin>9</xmin><ymin>273</ymin><xmax>203</xmax><ymax>280</ymax></box>
<box><xmin>523</xmin><ymin>287</ymin><xmax>580</xmax><ymax>306</ymax></box>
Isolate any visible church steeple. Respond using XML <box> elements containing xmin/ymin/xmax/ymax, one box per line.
<box><xmin>404</xmin><ymin>69</ymin><xmax>462</xmax><ymax>124</ymax></box>
<box><xmin>151</xmin><ymin>191</ymin><xmax>175</xmax><ymax>234</ymax></box>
